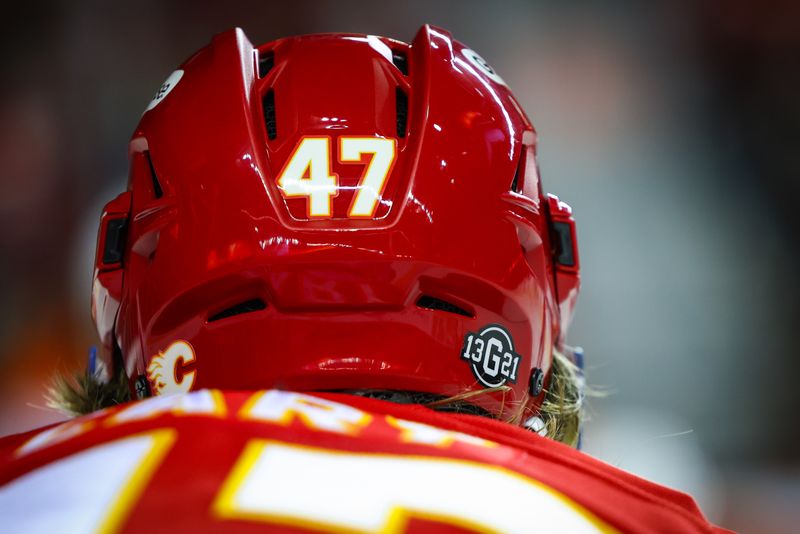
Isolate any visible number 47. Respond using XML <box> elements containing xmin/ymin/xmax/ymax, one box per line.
<box><xmin>276</xmin><ymin>136</ymin><xmax>397</xmax><ymax>219</ymax></box>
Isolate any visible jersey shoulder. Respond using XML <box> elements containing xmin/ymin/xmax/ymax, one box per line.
<box><xmin>0</xmin><ymin>389</ymin><xmax>730</xmax><ymax>533</ymax></box>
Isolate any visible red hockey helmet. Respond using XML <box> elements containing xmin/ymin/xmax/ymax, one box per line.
<box><xmin>91</xmin><ymin>25</ymin><xmax>580</xmax><ymax>424</ymax></box>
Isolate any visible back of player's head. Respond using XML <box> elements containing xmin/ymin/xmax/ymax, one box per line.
<box><xmin>89</xmin><ymin>26</ymin><xmax>581</xmax><ymax>431</ymax></box>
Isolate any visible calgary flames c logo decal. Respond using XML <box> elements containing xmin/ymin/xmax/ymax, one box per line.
<box><xmin>147</xmin><ymin>340</ymin><xmax>197</xmax><ymax>396</ymax></box>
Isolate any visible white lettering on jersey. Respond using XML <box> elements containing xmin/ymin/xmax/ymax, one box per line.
<box><xmin>16</xmin><ymin>409</ymin><xmax>108</xmax><ymax>456</ymax></box>
<box><xmin>0</xmin><ymin>430</ymin><xmax>174</xmax><ymax>534</ymax></box>
<box><xmin>213</xmin><ymin>440</ymin><xmax>609</xmax><ymax>533</ymax></box>
<box><xmin>109</xmin><ymin>389</ymin><xmax>226</xmax><ymax>425</ymax></box>
<box><xmin>385</xmin><ymin>416</ymin><xmax>496</xmax><ymax>449</ymax></box>
<box><xmin>239</xmin><ymin>390</ymin><xmax>371</xmax><ymax>435</ymax></box>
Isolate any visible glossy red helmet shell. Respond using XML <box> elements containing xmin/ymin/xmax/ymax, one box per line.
<box><xmin>91</xmin><ymin>25</ymin><xmax>580</xmax><ymax>424</ymax></box>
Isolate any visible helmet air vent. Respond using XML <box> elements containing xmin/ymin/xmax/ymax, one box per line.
<box><xmin>510</xmin><ymin>149</ymin><xmax>525</xmax><ymax>194</ymax></box>
<box><xmin>263</xmin><ymin>89</ymin><xmax>277</xmax><ymax>140</ymax></box>
<box><xmin>101</xmin><ymin>218</ymin><xmax>128</xmax><ymax>265</ymax></box>
<box><xmin>416</xmin><ymin>295</ymin><xmax>473</xmax><ymax>318</ymax></box>
<box><xmin>395</xmin><ymin>87</ymin><xmax>408</xmax><ymax>138</ymax></box>
<box><xmin>551</xmin><ymin>222</ymin><xmax>576</xmax><ymax>267</ymax></box>
<box><xmin>258</xmin><ymin>50</ymin><xmax>274</xmax><ymax>78</ymax></box>
<box><xmin>511</xmin><ymin>158</ymin><xmax>522</xmax><ymax>194</ymax></box>
<box><xmin>208</xmin><ymin>298</ymin><xmax>267</xmax><ymax>323</ymax></box>
<box><xmin>144</xmin><ymin>150</ymin><xmax>163</xmax><ymax>199</ymax></box>
<box><xmin>510</xmin><ymin>165</ymin><xmax>520</xmax><ymax>193</ymax></box>
<box><xmin>392</xmin><ymin>51</ymin><xmax>408</xmax><ymax>75</ymax></box>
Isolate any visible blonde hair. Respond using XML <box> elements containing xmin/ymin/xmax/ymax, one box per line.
<box><xmin>48</xmin><ymin>348</ymin><xmax>586</xmax><ymax>447</ymax></box>
<box><xmin>46</xmin><ymin>365</ymin><xmax>130</xmax><ymax>417</ymax></box>
<box><xmin>538</xmin><ymin>348</ymin><xmax>585</xmax><ymax>447</ymax></box>
<box><xmin>425</xmin><ymin>348</ymin><xmax>585</xmax><ymax>446</ymax></box>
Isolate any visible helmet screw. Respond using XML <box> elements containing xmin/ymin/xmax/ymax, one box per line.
<box><xmin>529</xmin><ymin>367</ymin><xmax>544</xmax><ymax>396</ymax></box>
<box><xmin>135</xmin><ymin>375</ymin><xmax>151</xmax><ymax>399</ymax></box>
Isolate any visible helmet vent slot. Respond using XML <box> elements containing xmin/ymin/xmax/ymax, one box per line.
<box><xmin>208</xmin><ymin>298</ymin><xmax>266</xmax><ymax>323</ymax></box>
<box><xmin>263</xmin><ymin>89</ymin><xmax>277</xmax><ymax>140</ymax></box>
<box><xmin>395</xmin><ymin>87</ymin><xmax>408</xmax><ymax>138</ymax></box>
<box><xmin>392</xmin><ymin>51</ymin><xmax>408</xmax><ymax>75</ymax></box>
<box><xmin>510</xmin><ymin>164</ymin><xmax>520</xmax><ymax>193</ymax></box>
<box><xmin>416</xmin><ymin>295</ymin><xmax>472</xmax><ymax>318</ymax></box>
<box><xmin>510</xmin><ymin>150</ymin><xmax>524</xmax><ymax>193</ymax></box>
<box><xmin>102</xmin><ymin>218</ymin><xmax>128</xmax><ymax>265</ymax></box>
<box><xmin>144</xmin><ymin>150</ymin><xmax>163</xmax><ymax>199</ymax></box>
<box><xmin>258</xmin><ymin>50</ymin><xmax>274</xmax><ymax>78</ymax></box>
<box><xmin>550</xmin><ymin>222</ymin><xmax>576</xmax><ymax>267</ymax></box>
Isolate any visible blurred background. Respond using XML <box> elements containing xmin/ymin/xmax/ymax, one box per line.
<box><xmin>1</xmin><ymin>0</ymin><xmax>798</xmax><ymax>530</ymax></box>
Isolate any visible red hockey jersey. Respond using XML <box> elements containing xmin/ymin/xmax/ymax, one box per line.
<box><xmin>0</xmin><ymin>389</ymin><xmax>728</xmax><ymax>533</ymax></box>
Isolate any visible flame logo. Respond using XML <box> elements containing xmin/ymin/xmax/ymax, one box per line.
<box><xmin>146</xmin><ymin>340</ymin><xmax>196</xmax><ymax>396</ymax></box>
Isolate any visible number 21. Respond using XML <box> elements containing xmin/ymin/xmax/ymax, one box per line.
<box><xmin>276</xmin><ymin>136</ymin><xmax>397</xmax><ymax>219</ymax></box>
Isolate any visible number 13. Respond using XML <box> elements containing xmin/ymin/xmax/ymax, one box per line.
<box><xmin>276</xmin><ymin>136</ymin><xmax>397</xmax><ymax>219</ymax></box>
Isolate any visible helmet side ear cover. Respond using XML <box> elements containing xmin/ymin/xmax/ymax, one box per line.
<box><xmin>546</xmin><ymin>193</ymin><xmax>580</xmax><ymax>337</ymax></box>
<box><xmin>92</xmin><ymin>191</ymin><xmax>132</xmax><ymax>380</ymax></box>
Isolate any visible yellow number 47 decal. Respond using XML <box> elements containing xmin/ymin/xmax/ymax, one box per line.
<box><xmin>276</xmin><ymin>136</ymin><xmax>397</xmax><ymax>219</ymax></box>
